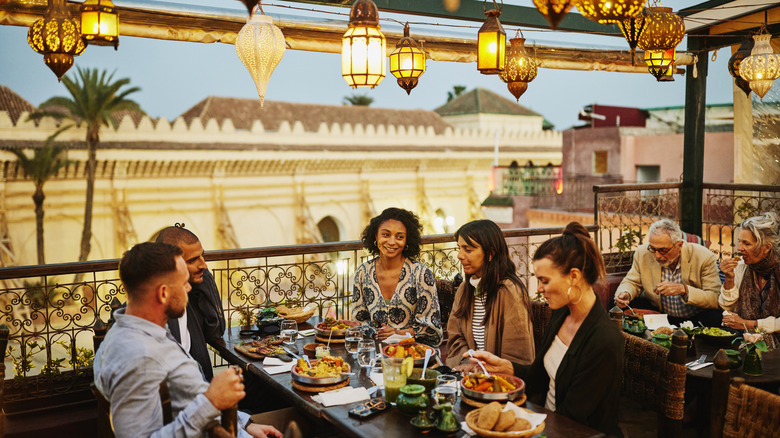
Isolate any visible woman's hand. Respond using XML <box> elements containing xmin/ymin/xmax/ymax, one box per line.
<box><xmin>722</xmin><ymin>312</ymin><xmax>754</xmax><ymax>330</ymax></box>
<box><xmin>462</xmin><ymin>351</ymin><xmax>514</xmax><ymax>375</ymax></box>
<box><xmin>376</xmin><ymin>324</ymin><xmax>396</xmax><ymax>341</ymax></box>
<box><xmin>720</xmin><ymin>257</ymin><xmax>740</xmax><ymax>290</ymax></box>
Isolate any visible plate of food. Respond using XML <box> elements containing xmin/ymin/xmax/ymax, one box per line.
<box><xmin>235</xmin><ymin>336</ymin><xmax>290</xmax><ymax>360</ymax></box>
<box><xmin>314</xmin><ymin>317</ymin><xmax>360</xmax><ymax>337</ymax></box>
<box><xmin>381</xmin><ymin>338</ymin><xmax>436</xmax><ymax>366</ymax></box>
<box><xmin>460</xmin><ymin>373</ymin><xmax>525</xmax><ymax>402</ymax></box>
<box><xmin>622</xmin><ymin>318</ymin><xmax>647</xmax><ymax>336</ymax></box>
<box><xmin>290</xmin><ymin>356</ymin><xmax>351</xmax><ymax>385</ymax></box>
<box><xmin>697</xmin><ymin>327</ymin><xmax>739</xmax><ymax>346</ymax></box>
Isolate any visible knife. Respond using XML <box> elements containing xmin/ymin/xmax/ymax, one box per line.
<box><xmin>283</xmin><ymin>346</ymin><xmax>301</xmax><ymax>360</ymax></box>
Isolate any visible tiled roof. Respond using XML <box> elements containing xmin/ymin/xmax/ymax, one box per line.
<box><xmin>434</xmin><ymin>88</ymin><xmax>541</xmax><ymax>117</ymax></box>
<box><xmin>179</xmin><ymin>97</ymin><xmax>452</xmax><ymax>134</ymax></box>
<box><xmin>0</xmin><ymin>85</ymin><xmax>37</xmax><ymax>125</ymax></box>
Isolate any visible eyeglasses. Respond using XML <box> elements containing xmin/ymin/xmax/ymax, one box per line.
<box><xmin>648</xmin><ymin>245</ymin><xmax>674</xmax><ymax>255</ymax></box>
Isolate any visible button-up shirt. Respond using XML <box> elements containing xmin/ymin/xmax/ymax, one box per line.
<box><xmin>659</xmin><ymin>263</ymin><xmax>699</xmax><ymax>318</ymax></box>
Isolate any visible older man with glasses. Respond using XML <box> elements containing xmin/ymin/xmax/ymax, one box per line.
<box><xmin>614</xmin><ymin>219</ymin><xmax>723</xmax><ymax>326</ymax></box>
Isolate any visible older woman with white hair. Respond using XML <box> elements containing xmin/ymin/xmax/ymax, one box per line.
<box><xmin>720</xmin><ymin>212</ymin><xmax>780</xmax><ymax>346</ymax></box>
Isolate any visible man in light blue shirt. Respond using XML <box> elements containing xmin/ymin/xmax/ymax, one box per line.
<box><xmin>94</xmin><ymin>242</ymin><xmax>282</xmax><ymax>438</ymax></box>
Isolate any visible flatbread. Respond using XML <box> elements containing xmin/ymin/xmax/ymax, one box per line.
<box><xmin>494</xmin><ymin>410</ymin><xmax>516</xmax><ymax>431</ymax></box>
<box><xmin>476</xmin><ymin>401</ymin><xmax>502</xmax><ymax>430</ymax></box>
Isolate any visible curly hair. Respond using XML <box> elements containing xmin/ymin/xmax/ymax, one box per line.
<box><xmin>360</xmin><ymin>208</ymin><xmax>423</xmax><ymax>260</ymax></box>
<box><xmin>740</xmin><ymin>212</ymin><xmax>780</xmax><ymax>256</ymax></box>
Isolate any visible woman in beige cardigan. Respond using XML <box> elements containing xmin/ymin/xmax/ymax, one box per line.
<box><xmin>445</xmin><ymin>220</ymin><xmax>534</xmax><ymax>372</ymax></box>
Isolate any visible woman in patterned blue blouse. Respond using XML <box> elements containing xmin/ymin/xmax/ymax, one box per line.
<box><xmin>351</xmin><ymin>208</ymin><xmax>443</xmax><ymax>347</ymax></box>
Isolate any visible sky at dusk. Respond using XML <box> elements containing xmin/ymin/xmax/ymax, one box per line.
<box><xmin>0</xmin><ymin>1</ymin><xmax>739</xmax><ymax>130</ymax></box>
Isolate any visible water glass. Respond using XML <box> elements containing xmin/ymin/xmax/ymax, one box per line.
<box><xmin>432</xmin><ymin>375</ymin><xmax>458</xmax><ymax>405</ymax></box>
<box><xmin>280</xmin><ymin>320</ymin><xmax>298</xmax><ymax>345</ymax></box>
<box><xmin>357</xmin><ymin>339</ymin><xmax>375</xmax><ymax>368</ymax></box>
<box><xmin>345</xmin><ymin>327</ymin><xmax>362</xmax><ymax>355</ymax></box>
<box><xmin>382</xmin><ymin>356</ymin><xmax>407</xmax><ymax>404</ymax></box>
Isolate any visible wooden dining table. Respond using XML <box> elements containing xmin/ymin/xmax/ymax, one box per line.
<box><xmin>213</xmin><ymin>318</ymin><xmax>606</xmax><ymax>438</ymax></box>
<box><xmin>685</xmin><ymin>336</ymin><xmax>780</xmax><ymax>392</ymax></box>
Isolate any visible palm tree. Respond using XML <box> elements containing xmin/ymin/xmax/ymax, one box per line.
<box><xmin>447</xmin><ymin>85</ymin><xmax>467</xmax><ymax>102</ymax></box>
<box><xmin>10</xmin><ymin>126</ymin><xmax>73</xmax><ymax>265</ymax></box>
<box><xmin>29</xmin><ymin>68</ymin><xmax>142</xmax><ymax>261</ymax></box>
<box><xmin>343</xmin><ymin>93</ymin><xmax>374</xmax><ymax>106</ymax></box>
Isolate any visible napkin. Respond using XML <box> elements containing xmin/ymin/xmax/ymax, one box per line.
<box><xmin>299</xmin><ymin>329</ymin><xmax>316</xmax><ymax>337</ymax></box>
<box><xmin>461</xmin><ymin>403</ymin><xmax>547</xmax><ymax>436</ymax></box>
<box><xmin>369</xmin><ymin>372</ymin><xmax>384</xmax><ymax>388</ymax></box>
<box><xmin>311</xmin><ymin>387</ymin><xmax>371</xmax><ymax>407</ymax></box>
<box><xmin>644</xmin><ymin>314</ymin><xmax>676</xmax><ymax>331</ymax></box>
<box><xmin>382</xmin><ymin>333</ymin><xmax>413</xmax><ymax>344</ymax></box>
<box><xmin>263</xmin><ymin>357</ymin><xmax>295</xmax><ymax>375</ymax></box>
<box><xmin>689</xmin><ymin>362</ymin><xmax>713</xmax><ymax>371</ymax></box>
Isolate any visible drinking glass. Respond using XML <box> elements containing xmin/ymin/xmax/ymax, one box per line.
<box><xmin>432</xmin><ymin>374</ymin><xmax>458</xmax><ymax>405</ymax></box>
<box><xmin>382</xmin><ymin>356</ymin><xmax>407</xmax><ymax>404</ymax></box>
<box><xmin>345</xmin><ymin>327</ymin><xmax>362</xmax><ymax>355</ymax></box>
<box><xmin>280</xmin><ymin>320</ymin><xmax>298</xmax><ymax>345</ymax></box>
<box><xmin>357</xmin><ymin>339</ymin><xmax>375</xmax><ymax>368</ymax></box>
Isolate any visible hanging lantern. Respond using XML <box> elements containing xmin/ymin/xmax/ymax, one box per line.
<box><xmin>739</xmin><ymin>33</ymin><xmax>780</xmax><ymax>100</ymax></box>
<box><xmin>657</xmin><ymin>60</ymin><xmax>675</xmax><ymax>82</ymax></box>
<box><xmin>478</xmin><ymin>1</ymin><xmax>506</xmax><ymax>74</ymax></box>
<box><xmin>644</xmin><ymin>48</ymin><xmax>675</xmax><ymax>80</ymax></box>
<box><xmin>532</xmin><ymin>0</ymin><xmax>576</xmax><ymax>30</ymax></box>
<box><xmin>80</xmin><ymin>0</ymin><xmax>119</xmax><ymax>49</ymax></box>
<box><xmin>389</xmin><ymin>23</ymin><xmax>426</xmax><ymax>95</ymax></box>
<box><xmin>728</xmin><ymin>37</ymin><xmax>754</xmax><ymax>98</ymax></box>
<box><xmin>499</xmin><ymin>36</ymin><xmax>537</xmax><ymax>101</ymax></box>
<box><xmin>235</xmin><ymin>4</ymin><xmax>286</xmax><ymax>107</ymax></box>
<box><xmin>576</xmin><ymin>0</ymin><xmax>644</xmax><ymax>24</ymax></box>
<box><xmin>27</xmin><ymin>0</ymin><xmax>86</xmax><ymax>80</ymax></box>
<box><xmin>342</xmin><ymin>0</ymin><xmax>386</xmax><ymax>88</ymax></box>
<box><xmin>637</xmin><ymin>5</ymin><xmax>685</xmax><ymax>52</ymax></box>
<box><xmin>618</xmin><ymin>8</ymin><xmax>648</xmax><ymax>61</ymax></box>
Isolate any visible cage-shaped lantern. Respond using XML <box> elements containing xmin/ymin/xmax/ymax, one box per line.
<box><xmin>637</xmin><ymin>5</ymin><xmax>685</xmax><ymax>52</ymax></box>
<box><xmin>739</xmin><ymin>33</ymin><xmax>780</xmax><ymax>100</ymax></box>
<box><xmin>80</xmin><ymin>0</ymin><xmax>118</xmax><ymax>49</ymax></box>
<box><xmin>389</xmin><ymin>24</ymin><xmax>426</xmax><ymax>94</ymax></box>
<box><xmin>576</xmin><ymin>0</ymin><xmax>644</xmax><ymax>24</ymax></box>
<box><xmin>27</xmin><ymin>0</ymin><xmax>86</xmax><ymax>80</ymax></box>
<box><xmin>342</xmin><ymin>0</ymin><xmax>386</xmax><ymax>88</ymax></box>
<box><xmin>532</xmin><ymin>0</ymin><xmax>576</xmax><ymax>29</ymax></box>
<box><xmin>235</xmin><ymin>7</ymin><xmax>286</xmax><ymax>108</ymax></box>
<box><xmin>729</xmin><ymin>37</ymin><xmax>755</xmax><ymax>98</ymax></box>
<box><xmin>478</xmin><ymin>3</ymin><xmax>506</xmax><ymax>75</ymax></box>
<box><xmin>644</xmin><ymin>48</ymin><xmax>675</xmax><ymax>80</ymax></box>
<box><xmin>499</xmin><ymin>37</ymin><xmax>538</xmax><ymax>101</ymax></box>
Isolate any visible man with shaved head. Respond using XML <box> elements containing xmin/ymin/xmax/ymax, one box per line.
<box><xmin>156</xmin><ymin>225</ymin><xmax>225</xmax><ymax>381</ymax></box>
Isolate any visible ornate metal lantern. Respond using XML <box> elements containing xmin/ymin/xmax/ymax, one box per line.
<box><xmin>644</xmin><ymin>48</ymin><xmax>675</xmax><ymax>80</ymax></box>
<box><xmin>342</xmin><ymin>0</ymin><xmax>386</xmax><ymax>88</ymax></box>
<box><xmin>477</xmin><ymin>1</ymin><xmax>506</xmax><ymax>74</ymax></box>
<box><xmin>739</xmin><ymin>33</ymin><xmax>780</xmax><ymax>100</ymax></box>
<box><xmin>532</xmin><ymin>0</ymin><xmax>577</xmax><ymax>29</ymax></box>
<box><xmin>499</xmin><ymin>36</ymin><xmax>538</xmax><ymax>101</ymax></box>
<box><xmin>389</xmin><ymin>23</ymin><xmax>426</xmax><ymax>94</ymax></box>
<box><xmin>577</xmin><ymin>0</ymin><xmax>644</xmax><ymax>24</ymax></box>
<box><xmin>728</xmin><ymin>37</ymin><xmax>754</xmax><ymax>98</ymax></box>
<box><xmin>80</xmin><ymin>0</ymin><xmax>119</xmax><ymax>49</ymax></box>
<box><xmin>618</xmin><ymin>8</ymin><xmax>648</xmax><ymax>60</ymax></box>
<box><xmin>637</xmin><ymin>5</ymin><xmax>685</xmax><ymax>53</ymax></box>
<box><xmin>27</xmin><ymin>0</ymin><xmax>86</xmax><ymax>80</ymax></box>
<box><xmin>235</xmin><ymin>5</ymin><xmax>286</xmax><ymax>108</ymax></box>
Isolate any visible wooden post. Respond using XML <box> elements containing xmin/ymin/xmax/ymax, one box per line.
<box><xmin>710</xmin><ymin>349</ymin><xmax>730</xmax><ymax>438</ymax></box>
<box><xmin>681</xmin><ymin>35</ymin><xmax>708</xmax><ymax>236</ymax></box>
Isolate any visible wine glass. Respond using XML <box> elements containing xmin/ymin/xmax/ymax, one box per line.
<box><xmin>280</xmin><ymin>320</ymin><xmax>298</xmax><ymax>345</ymax></box>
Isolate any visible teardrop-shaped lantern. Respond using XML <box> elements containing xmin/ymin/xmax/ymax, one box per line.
<box><xmin>235</xmin><ymin>7</ymin><xmax>286</xmax><ymax>108</ymax></box>
<box><xmin>739</xmin><ymin>33</ymin><xmax>780</xmax><ymax>100</ymax></box>
<box><xmin>576</xmin><ymin>0</ymin><xmax>644</xmax><ymax>24</ymax></box>
<box><xmin>637</xmin><ymin>5</ymin><xmax>685</xmax><ymax>52</ymax></box>
<box><xmin>532</xmin><ymin>0</ymin><xmax>576</xmax><ymax>29</ymax></box>
<box><xmin>499</xmin><ymin>37</ymin><xmax>537</xmax><ymax>101</ymax></box>
<box><xmin>728</xmin><ymin>37</ymin><xmax>754</xmax><ymax>98</ymax></box>
<box><xmin>27</xmin><ymin>0</ymin><xmax>86</xmax><ymax>80</ymax></box>
<box><xmin>389</xmin><ymin>23</ymin><xmax>426</xmax><ymax>95</ymax></box>
<box><xmin>618</xmin><ymin>8</ymin><xmax>648</xmax><ymax>61</ymax></box>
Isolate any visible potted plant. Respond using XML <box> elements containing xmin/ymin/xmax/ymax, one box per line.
<box><xmin>732</xmin><ymin>331</ymin><xmax>768</xmax><ymax>376</ymax></box>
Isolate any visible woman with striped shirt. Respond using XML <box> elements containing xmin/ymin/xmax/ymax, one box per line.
<box><xmin>445</xmin><ymin>219</ymin><xmax>534</xmax><ymax>371</ymax></box>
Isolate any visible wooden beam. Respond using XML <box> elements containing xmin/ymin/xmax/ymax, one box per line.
<box><xmin>681</xmin><ymin>35</ymin><xmax>708</xmax><ymax>236</ymax></box>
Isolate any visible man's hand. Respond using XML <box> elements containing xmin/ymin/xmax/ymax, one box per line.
<box><xmin>246</xmin><ymin>423</ymin><xmax>283</xmax><ymax>438</ymax></box>
<box><xmin>654</xmin><ymin>281</ymin><xmax>685</xmax><ymax>296</ymax></box>
<box><xmin>462</xmin><ymin>351</ymin><xmax>514</xmax><ymax>375</ymax></box>
<box><xmin>615</xmin><ymin>292</ymin><xmax>631</xmax><ymax>307</ymax></box>
<box><xmin>204</xmin><ymin>366</ymin><xmax>245</xmax><ymax>410</ymax></box>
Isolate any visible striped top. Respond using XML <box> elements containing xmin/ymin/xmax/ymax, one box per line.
<box><xmin>470</xmin><ymin>276</ymin><xmax>486</xmax><ymax>350</ymax></box>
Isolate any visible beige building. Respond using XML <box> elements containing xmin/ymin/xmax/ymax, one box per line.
<box><xmin>0</xmin><ymin>86</ymin><xmax>562</xmax><ymax>266</ymax></box>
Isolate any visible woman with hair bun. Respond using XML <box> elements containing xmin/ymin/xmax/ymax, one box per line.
<box><xmin>720</xmin><ymin>212</ymin><xmax>780</xmax><ymax>347</ymax></box>
<box><xmin>468</xmin><ymin>222</ymin><xmax>623</xmax><ymax>437</ymax></box>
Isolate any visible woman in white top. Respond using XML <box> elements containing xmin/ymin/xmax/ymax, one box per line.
<box><xmin>720</xmin><ymin>212</ymin><xmax>780</xmax><ymax>347</ymax></box>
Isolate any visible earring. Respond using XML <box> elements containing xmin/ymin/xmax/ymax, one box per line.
<box><xmin>405</xmin><ymin>245</ymin><xmax>408</xmax><ymax>250</ymax></box>
<box><xmin>374</xmin><ymin>241</ymin><xmax>377</xmax><ymax>247</ymax></box>
<box><xmin>567</xmin><ymin>285</ymin><xmax>583</xmax><ymax>305</ymax></box>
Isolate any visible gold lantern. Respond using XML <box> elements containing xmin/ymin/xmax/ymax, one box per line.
<box><xmin>637</xmin><ymin>5</ymin><xmax>685</xmax><ymax>52</ymax></box>
<box><xmin>739</xmin><ymin>33</ymin><xmax>780</xmax><ymax>100</ymax></box>
<box><xmin>389</xmin><ymin>23</ymin><xmax>426</xmax><ymax>95</ymax></box>
<box><xmin>342</xmin><ymin>0</ymin><xmax>386</xmax><ymax>88</ymax></box>
<box><xmin>499</xmin><ymin>36</ymin><xmax>537</xmax><ymax>101</ymax></box>
<box><xmin>235</xmin><ymin>5</ymin><xmax>286</xmax><ymax>108</ymax></box>
<box><xmin>729</xmin><ymin>37</ymin><xmax>754</xmax><ymax>97</ymax></box>
<box><xmin>477</xmin><ymin>1</ymin><xmax>506</xmax><ymax>75</ymax></box>
<box><xmin>644</xmin><ymin>48</ymin><xmax>675</xmax><ymax>80</ymax></box>
<box><xmin>657</xmin><ymin>60</ymin><xmax>675</xmax><ymax>82</ymax></box>
<box><xmin>27</xmin><ymin>0</ymin><xmax>86</xmax><ymax>80</ymax></box>
<box><xmin>80</xmin><ymin>0</ymin><xmax>118</xmax><ymax>49</ymax></box>
<box><xmin>576</xmin><ymin>0</ymin><xmax>644</xmax><ymax>24</ymax></box>
<box><xmin>532</xmin><ymin>0</ymin><xmax>577</xmax><ymax>30</ymax></box>
<box><xmin>618</xmin><ymin>8</ymin><xmax>648</xmax><ymax>61</ymax></box>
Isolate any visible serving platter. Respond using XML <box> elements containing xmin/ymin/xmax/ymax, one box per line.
<box><xmin>313</xmin><ymin>319</ymin><xmax>360</xmax><ymax>338</ymax></box>
<box><xmin>235</xmin><ymin>337</ymin><xmax>291</xmax><ymax>360</ymax></box>
<box><xmin>382</xmin><ymin>342</ymin><xmax>437</xmax><ymax>367</ymax></box>
<box><xmin>460</xmin><ymin>374</ymin><xmax>525</xmax><ymax>402</ymax></box>
<box><xmin>290</xmin><ymin>358</ymin><xmax>351</xmax><ymax>385</ymax></box>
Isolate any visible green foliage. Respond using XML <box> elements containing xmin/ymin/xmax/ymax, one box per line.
<box><xmin>342</xmin><ymin>93</ymin><xmax>374</xmax><ymax>106</ymax></box>
<box><xmin>237</xmin><ymin>308</ymin><xmax>255</xmax><ymax>327</ymax></box>
<box><xmin>56</xmin><ymin>340</ymin><xmax>94</xmax><ymax>369</ymax></box>
<box><xmin>6</xmin><ymin>341</ymin><xmax>44</xmax><ymax>379</ymax></box>
<box><xmin>615</xmin><ymin>227</ymin><xmax>644</xmax><ymax>253</ymax></box>
<box><xmin>447</xmin><ymin>85</ymin><xmax>467</xmax><ymax>102</ymax></box>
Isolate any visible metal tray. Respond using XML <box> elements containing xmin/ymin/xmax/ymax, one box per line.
<box><xmin>381</xmin><ymin>343</ymin><xmax>437</xmax><ymax>367</ymax></box>
<box><xmin>460</xmin><ymin>374</ymin><xmax>525</xmax><ymax>402</ymax></box>
<box><xmin>313</xmin><ymin>320</ymin><xmax>360</xmax><ymax>338</ymax></box>
<box><xmin>290</xmin><ymin>360</ymin><xmax>351</xmax><ymax>386</ymax></box>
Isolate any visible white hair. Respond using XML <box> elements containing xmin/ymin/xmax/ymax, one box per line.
<box><xmin>739</xmin><ymin>212</ymin><xmax>780</xmax><ymax>255</ymax></box>
<box><xmin>648</xmin><ymin>219</ymin><xmax>683</xmax><ymax>243</ymax></box>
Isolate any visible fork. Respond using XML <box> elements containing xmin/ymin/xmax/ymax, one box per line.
<box><xmin>686</xmin><ymin>354</ymin><xmax>707</xmax><ymax>368</ymax></box>
<box><xmin>467</xmin><ymin>349</ymin><xmax>490</xmax><ymax>377</ymax></box>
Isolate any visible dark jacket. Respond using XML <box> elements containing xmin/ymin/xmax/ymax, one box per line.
<box><xmin>513</xmin><ymin>301</ymin><xmax>624</xmax><ymax>437</ymax></box>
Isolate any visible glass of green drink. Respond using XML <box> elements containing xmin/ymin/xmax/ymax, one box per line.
<box><xmin>382</xmin><ymin>356</ymin><xmax>408</xmax><ymax>405</ymax></box>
